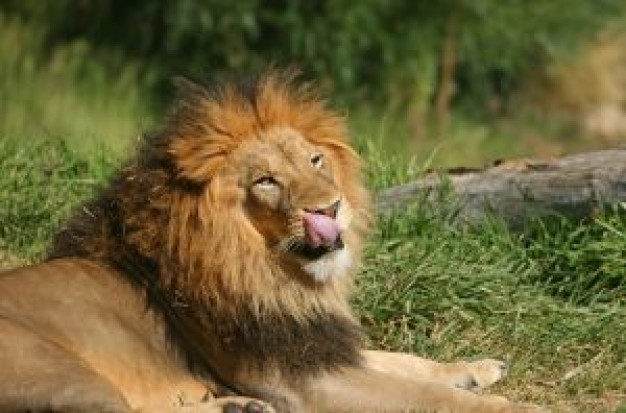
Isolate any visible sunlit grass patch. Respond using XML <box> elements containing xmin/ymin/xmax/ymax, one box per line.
<box><xmin>0</xmin><ymin>139</ymin><xmax>118</xmax><ymax>260</ymax></box>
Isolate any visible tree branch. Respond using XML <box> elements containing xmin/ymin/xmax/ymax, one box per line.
<box><xmin>376</xmin><ymin>147</ymin><xmax>626</xmax><ymax>227</ymax></box>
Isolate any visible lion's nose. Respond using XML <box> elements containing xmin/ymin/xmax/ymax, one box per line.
<box><xmin>307</xmin><ymin>199</ymin><xmax>340</xmax><ymax>219</ymax></box>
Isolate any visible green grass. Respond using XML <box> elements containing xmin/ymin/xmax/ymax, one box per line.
<box><xmin>356</xmin><ymin>197</ymin><xmax>625</xmax><ymax>412</ymax></box>
<box><xmin>0</xmin><ymin>139</ymin><xmax>118</xmax><ymax>259</ymax></box>
<box><xmin>0</xmin><ymin>13</ymin><xmax>147</xmax><ymax>258</ymax></box>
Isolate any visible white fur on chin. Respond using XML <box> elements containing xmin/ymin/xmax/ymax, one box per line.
<box><xmin>302</xmin><ymin>248</ymin><xmax>352</xmax><ymax>282</ymax></box>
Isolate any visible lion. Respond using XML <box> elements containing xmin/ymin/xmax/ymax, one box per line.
<box><xmin>0</xmin><ymin>72</ymin><xmax>544</xmax><ymax>413</ymax></box>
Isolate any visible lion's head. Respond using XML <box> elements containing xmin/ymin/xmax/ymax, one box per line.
<box><xmin>50</xmin><ymin>72</ymin><xmax>371</xmax><ymax>320</ymax></box>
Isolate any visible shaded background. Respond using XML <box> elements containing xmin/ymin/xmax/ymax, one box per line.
<box><xmin>1</xmin><ymin>0</ymin><xmax>626</xmax><ymax>164</ymax></box>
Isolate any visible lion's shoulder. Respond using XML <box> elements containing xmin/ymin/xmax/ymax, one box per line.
<box><xmin>0</xmin><ymin>258</ymin><xmax>137</xmax><ymax>304</ymax></box>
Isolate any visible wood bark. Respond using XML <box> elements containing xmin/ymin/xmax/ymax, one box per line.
<box><xmin>376</xmin><ymin>147</ymin><xmax>626</xmax><ymax>228</ymax></box>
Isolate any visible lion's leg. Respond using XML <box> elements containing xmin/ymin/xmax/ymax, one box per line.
<box><xmin>0</xmin><ymin>319</ymin><xmax>274</xmax><ymax>413</ymax></box>
<box><xmin>0</xmin><ymin>318</ymin><xmax>132</xmax><ymax>412</ymax></box>
<box><xmin>308</xmin><ymin>366</ymin><xmax>543</xmax><ymax>413</ymax></box>
<box><xmin>363</xmin><ymin>350</ymin><xmax>508</xmax><ymax>390</ymax></box>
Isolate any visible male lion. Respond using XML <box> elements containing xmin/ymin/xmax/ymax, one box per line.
<box><xmin>0</xmin><ymin>73</ymin><xmax>544</xmax><ymax>413</ymax></box>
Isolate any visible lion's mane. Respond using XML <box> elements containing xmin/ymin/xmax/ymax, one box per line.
<box><xmin>48</xmin><ymin>72</ymin><xmax>371</xmax><ymax>378</ymax></box>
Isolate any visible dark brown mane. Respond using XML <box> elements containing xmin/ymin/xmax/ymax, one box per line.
<box><xmin>47</xmin><ymin>72</ymin><xmax>370</xmax><ymax>380</ymax></box>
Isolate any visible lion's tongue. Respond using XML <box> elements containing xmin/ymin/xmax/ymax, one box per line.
<box><xmin>303</xmin><ymin>213</ymin><xmax>340</xmax><ymax>248</ymax></box>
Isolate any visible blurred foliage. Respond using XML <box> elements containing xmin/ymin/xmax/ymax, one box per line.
<box><xmin>0</xmin><ymin>13</ymin><xmax>152</xmax><ymax>152</ymax></box>
<box><xmin>2</xmin><ymin>0</ymin><xmax>625</xmax><ymax>109</ymax></box>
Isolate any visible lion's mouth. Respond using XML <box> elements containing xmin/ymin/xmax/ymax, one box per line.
<box><xmin>292</xmin><ymin>210</ymin><xmax>344</xmax><ymax>260</ymax></box>
<box><xmin>291</xmin><ymin>236</ymin><xmax>344</xmax><ymax>260</ymax></box>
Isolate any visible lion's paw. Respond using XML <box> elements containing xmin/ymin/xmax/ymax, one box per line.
<box><xmin>221</xmin><ymin>399</ymin><xmax>274</xmax><ymax>413</ymax></box>
<box><xmin>186</xmin><ymin>397</ymin><xmax>274</xmax><ymax>413</ymax></box>
<box><xmin>455</xmin><ymin>359</ymin><xmax>508</xmax><ymax>390</ymax></box>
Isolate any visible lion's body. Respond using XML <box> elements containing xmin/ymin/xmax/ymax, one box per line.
<box><xmin>0</xmin><ymin>73</ymin><xmax>543</xmax><ymax>413</ymax></box>
<box><xmin>0</xmin><ymin>259</ymin><xmax>212</xmax><ymax>411</ymax></box>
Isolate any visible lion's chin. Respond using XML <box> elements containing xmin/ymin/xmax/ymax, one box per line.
<box><xmin>301</xmin><ymin>247</ymin><xmax>352</xmax><ymax>282</ymax></box>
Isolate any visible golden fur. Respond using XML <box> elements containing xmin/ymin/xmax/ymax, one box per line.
<box><xmin>0</xmin><ymin>72</ymin><xmax>543</xmax><ymax>413</ymax></box>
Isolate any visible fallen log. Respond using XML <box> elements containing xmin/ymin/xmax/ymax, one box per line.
<box><xmin>376</xmin><ymin>147</ymin><xmax>626</xmax><ymax>227</ymax></box>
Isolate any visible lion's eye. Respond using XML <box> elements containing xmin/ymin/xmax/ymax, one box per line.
<box><xmin>310</xmin><ymin>153</ymin><xmax>324</xmax><ymax>169</ymax></box>
<box><xmin>253</xmin><ymin>176</ymin><xmax>278</xmax><ymax>189</ymax></box>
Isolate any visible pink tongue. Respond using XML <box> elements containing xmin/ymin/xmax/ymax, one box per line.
<box><xmin>303</xmin><ymin>213</ymin><xmax>341</xmax><ymax>248</ymax></box>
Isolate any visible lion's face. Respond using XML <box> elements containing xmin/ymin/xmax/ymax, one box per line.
<box><xmin>164</xmin><ymin>74</ymin><xmax>370</xmax><ymax>289</ymax></box>
<box><xmin>228</xmin><ymin>127</ymin><xmax>354</xmax><ymax>282</ymax></box>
